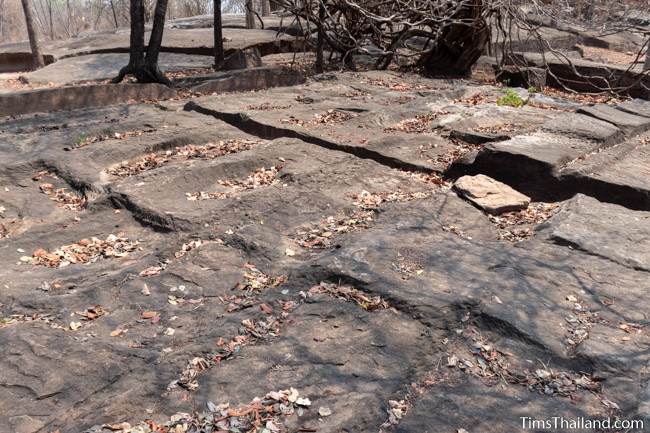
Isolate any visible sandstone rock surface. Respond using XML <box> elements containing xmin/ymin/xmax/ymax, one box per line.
<box><xmin>0</xmin><ymin>69</ymin><xmax>648</xmax><ymax>433</ymax></box>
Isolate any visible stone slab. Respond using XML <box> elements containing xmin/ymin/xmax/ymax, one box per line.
<box><xmin>509</xmin><ymin>52</ymin><xmax>650</xmax><ymax>98</ymax></box>
<box><xmin>449</xmin><ymin>128</ymin><xmax>511</xmax><ymax>144</ymax></box>
<box><xmin>541</xmin><ymin>112</ymin><xmax>623</xmax><ymax>144</ymax></box>
<box><xmin>189</xmin><ymin>66</ymin><xmax>306</xmax><ymax>94</ymax></box>
<box><xmin>578</xmin><ymin>104</ymin><xmax>650</xmax><ymax>135</ymax></box>
<box><xmin>192</xmin><ymin>297</ymin><xmax>441</xmax><ymax>432</ymax></box>
<box><xmin>538</xmin><ymin>194</ymin><xmax>650</xmax><ymax>271</ymax></box>
<box><xmin>185</xmin><ymin>72</ymin><xmax>561</xmax><ymax>173</ymax></box>
<box><xmin>618</xmin><ymin>99</ymin><xmax>650</xmax><ymax>118</ymax></box>
<box><xmin>26</xmin><ymin>52</ymin><xmax>214</xmax><ymax>85</ymax></box>
<box><xmin>573</xmin><ymin>141</ymin><xmax>650</xmax><ymax>211</ymax></box>
<box><xmin>0</xmin><ymin>83</ymin><xmax>177</xmax><ymax>117</ymax></box>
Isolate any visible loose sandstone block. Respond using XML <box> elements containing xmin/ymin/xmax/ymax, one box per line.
<box><xmin>454</xmin><ymin>174</ymin><xmax>530</xmax><ymax>214</ymax></box>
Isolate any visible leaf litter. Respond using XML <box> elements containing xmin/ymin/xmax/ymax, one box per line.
<box><xmin>186</xmin><ymin>166</ymin><xmax>282</xmax><ymax>201</ymax></box>
<box><xmin>39</xmin><ymin>183</ymin><xmax>87</xmax><ymax>210</ymax></box>
<box><xmin>426</xmin><ymin>139</ymin><xmax>482</xmax><ymax>170</ymax></box>
<box><xmin>34</xmin><ymin>171</ymin><xmax>87</xmax><ymax>211</ymax></box>
<box><xmin>172</xmin><ymin>278</ymin><xmax>387</xmax><ymax>394</ymax></box>
<box><xmin>488</xmin><ymin>202</ymin><xmax>559</xmax><ymax>242</ymax></box>
<box><xmin>246</xmin><ymin>102</ymin><xmax>292</xmax><ymax>111</ymax></box>
<box><xmin>564</xmin><ymin>294</ymin><xmax>604</xmax><ymax>350</ymax></box>
<box><xmin>309</xmin><ymin>282</ymin><xmax>390</xmax><ymax>311</ymax></box>
<box><xmin>109</xmin><ymin>139</ymin><xmax>260</xmax><ymax>177</ymax></box>
<box><xmin>69</xmin><ymin>128</ymin><xmax>156</xmax><ymax>150</ymax></box>
<box><xmin>294</xmin><ymin>209</ymin><xmax>375</xmax><ymax>249</ymax></box>
<box><xmin>0</xmin><ymin>312</ymin><xmax>62</xmax><ymax>330</ymax></box>
<box><xmin>20</xmin><ymin>233</ymin><xmax>140</xmax><ymax>267</ymax></box>
<box><xmin>170</xmin><ymin>265</ymin><xmax>289</xmax><ymax>391</ymax></box>
<box><xmin>384</xmin><ymin>114</ymin><xmax>436</xmax><ymax>133</ymax></box>
<box><xmin>170</xmin><ymin>315</ymin><xmax>283</xmax><ymax>392</ymax></box>
<box><xmin>93</xmin><ymin>387</ymin><xmax>312</xmax><ymax>433</ymax></box>
<box><xmin>222</xmin><ymin>263</ymin><xmax>287</xmax><ymax>313</ymax></box>
<box><xmin>139</xmin><ymin>238</ymin><xmax>214</xmax><ymax>277</ymax></box>
<box><xmin>281</xmin><ymin>109</ymin><xmax>356</xmax><ymax>127</ymax></box>
<box><xmin>294</xmin><ymin>174</ymin><xmax>446</xmax><ymax>249</ymax></box>
<box><xmin>448</xmin><ymin>322</ymin><xmax>604</xmax><ymax>401</ymax></box>
<box><xmin>356</xmin><ymin>75</ymin><xmax>432</xmax><ymax>92</ymax></box>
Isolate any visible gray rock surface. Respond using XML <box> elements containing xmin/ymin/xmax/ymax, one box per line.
<box><xmin>538</xmin><ymin>194</ymin><xmax>650</xmax><ymax>271</ymax></box>
<box><xmin>452</xmin><ymin>100</ymin><xmax>650</xmax><ymax>210</ymax></box>
<box><xmin>0</xmin><ymin>70</ymin><xmax>648</xmax><ymax>433</ymax></box>
<box><xmin>577</xmin><ymin>104</ymin><xmax>650</xmax><ymax>135</ymax></box>
<box><xmin>26</xmin><ymin>52</ymin><xmax>214</xmax><ymax>85</ymax></box>
<box><xmin>541</xmin><ymin>112</ymin><xmax>623</xmax><ymax>144</ymax></box>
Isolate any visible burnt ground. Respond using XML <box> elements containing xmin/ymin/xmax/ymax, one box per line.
<box><xmin>0</xmin><ymin>70</ymin><xmax>649</xmax><ymax>433</ymax></box>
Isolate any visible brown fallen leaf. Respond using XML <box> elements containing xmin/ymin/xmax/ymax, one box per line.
<box><xmin>142</xmin><ymin>311</ymin><xmax>158</xmax><ymax>319</ymax></box>
<box><xmin>260</xmin><ymin>303</ymin><xmax>273</xmax><ymax>314</ymax></box>
<box><xmin>33</xmin><ymin>248</ymin><xmax>48</xmax><ymax>257</ymax></box>
<box><xmin>139</xmin><ymin>265</ymin><xmax>164</xmax><ymax>277</ymax></box>
<box><xmin>77</xmin><ymin>305</ymin><xmax>105</xmax><ymax>320</ymax></box>
<box><xmin>110</xmin><ymin>328</ymin><xmax>126</xmax><ymax>337</ymax></box>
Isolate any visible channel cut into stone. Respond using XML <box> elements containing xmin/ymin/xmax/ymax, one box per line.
<box><xmin>453</xmin><ymin>174</ymin><xmax>531</xmax><ymax>214</ymax></box>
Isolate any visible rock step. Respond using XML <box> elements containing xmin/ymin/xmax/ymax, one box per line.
<box><xmin>447</xmin><ymin>100</ymin><xmax>650</xmax><ymax>210</ymax></box>
<box><xmin>0</xmin><ymin>83</ymin><xmax>177</xmax><ymax>118</ymax></box>
<box><xmin>537</xmin><ymin>194</ymin><xmax>650</xmax><ymax>272</ymax></box>
<box><xmin>577</xmin><ymin>104</ymin><xmax>650</xmax><ymax>136</ymax></box>
<box><xmin>185</xmin><ymin>66</ymin><xmax>306</xmax><ymax>94</ymax></box>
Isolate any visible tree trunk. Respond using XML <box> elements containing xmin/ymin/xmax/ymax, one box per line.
<box><xmin>110</xmin><ymin>0</ymin><xmax>119</xmax><ymax>28</ymax></box>
<box><xmin>644</xmin><ymin>45</ymin><xmax>650</xmax><ymax>71</ymax></box>
<box><xmin>585</xmin><ymin>0</ymin><xmax>596</xmax><ymax>23</ymax></box>
<box><xmin>141</xmin><ymin>0</ymin><xmax>171</xmax><ymax>84</ymax></box>
<box><xmin>245</xmin><ymin>0</ymin><xmax>255</xmax><ymax>29</ymax></box>
<box><xmin>315</xmin><ymin>2</ymin><xmax>325</xmax><ymax>73</ymax></box>
<box><xmin>20</xmin><ymin>0</ymin><xmax>45</xmax><ymax>68</ymax></box>
<box><xmin>66</xmin><ymin>0</ymin><xmax>71</xmax><ymax>34</ymax></box>
<box><xmin>48</xmin><ymin>0</ymin><xmax>54</xmax><ymax>39</ymax></box>
<box><xmin>418</xmin><ymin>0</ymin><xmax>489</xmax><ymax>77</ymax></box>
<box><xmin>213</xmin><ymin>0</ymin><xmax>224</xmax><ymax>69</ymax></box>
<box><xmin>112</xmin><ymin>0</ymin><xmax>171</xmax><ymax>84</ymax></box>
<box><xmin>112</xmin><ymin>0</ymin><xmax>146</xmax><ymax>83</ymax></box>
<box><xmin>261</xmin><ymin>0</ymin><xmax>270</xmax><ymax>16</ymax></box>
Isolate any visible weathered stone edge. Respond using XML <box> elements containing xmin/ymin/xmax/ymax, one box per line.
<box><xmin>0</xmin><ymin>83</ymin><xmax>178</xmax><ymax>118</ymax></box>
